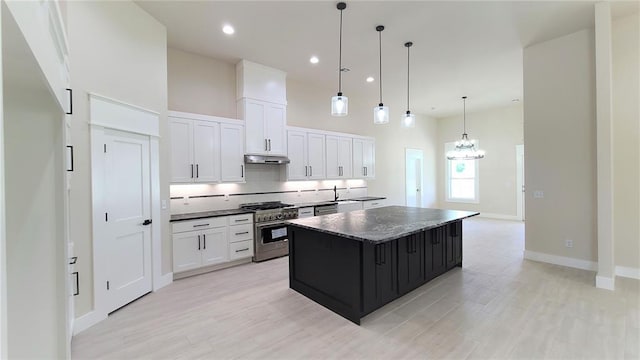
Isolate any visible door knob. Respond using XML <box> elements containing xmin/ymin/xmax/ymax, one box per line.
<box><xmin>142</xmin><ymin>219</ymin><xmax>152</xmax><ymax>226</ymax></box>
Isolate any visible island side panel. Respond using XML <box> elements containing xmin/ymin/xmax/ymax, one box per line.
<box><xmin>288</xmin><ymin>225</ymin><xmax>362</xmax><ymax>324</ymax></box>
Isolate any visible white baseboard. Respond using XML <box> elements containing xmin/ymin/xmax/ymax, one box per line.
<box><xmin>73</xmin><ymin>310</ymin><xmax>107</xmax><ymax>335</ymax></box>
<box><xmin>523</xmin><ymin>250</ymin><xmax>598</xmax><ymax>271</ymax></box>
<box><xmin>596</xmin><ymin>275</ymin><xmax>615</xmax><ymax>290</ymax></box>
<box><xmin>154</xmin><ymin>272</ymin><xmax>173</xmax><ymax>291</ymax></box>
<box><xmin>477</xmin><ymin>212</ymin><xmax>521</xmax><ymax>221</ymax></box>
<box><xmin>616</xmin><ymin>266</ymin><xmax>640</xmax><ymax>280</ymax></box>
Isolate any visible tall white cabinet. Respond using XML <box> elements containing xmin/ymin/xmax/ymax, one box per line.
<box><xmin>169</xmin><ymin>112</ymin><xmax>245</xmax><ymax>184</ymax></box>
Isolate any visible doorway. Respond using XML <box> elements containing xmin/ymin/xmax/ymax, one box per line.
<box><xmin>405</xmin><ymin>149</ymin><xmax>424</xmax><ymax>207</ymax></box>
<box><xmin>516</xmin><ymin>145</ymin><xmax>525</xmax><ymax>221</ymax></box>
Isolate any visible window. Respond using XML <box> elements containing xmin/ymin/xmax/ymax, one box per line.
<box><xmin>445</xmin><ymin>142</ymin><xmax>479</xmax><ymax>203</ymax></box>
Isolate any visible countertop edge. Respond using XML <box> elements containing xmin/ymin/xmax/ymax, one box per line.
<box><xmin>170</xmin><ymin>209</ymin><xmax>254</xmax><ymax>222</ymax></box>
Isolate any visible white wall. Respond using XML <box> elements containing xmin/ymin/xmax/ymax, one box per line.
<box><xmin>67</xmin><ymin>1</ymin><xmax>168</xmax><ymax>318</ymax></box>
<box><xmin>523</xmin><ymin>28</ymin><xmax>597</xmax><ymax>263</ymax></box>
<box><xmin>436</xmin><ymin>104</ymin><xmax>523</xmax><ymax>217</ymax></box>
<box><xmin>612</xmin><ymin>13</ymin><xmax>640</xmax><ymax>271</ymax></box>
<box><xmin>167</xmin><ymin>49</ymin><xmax>439</xmax><ymax>209</ymax></box>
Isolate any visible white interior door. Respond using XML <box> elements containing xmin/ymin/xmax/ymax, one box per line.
<box><xmin>104</xmin><ymin>129</ymin><xmax>152</xmax><ymax>313</ymax></box>
<box><xmin>516</xmin><ymin>145</ymin><xmax>525</xmax><ymax>221</ymax></box>
<box><xmin>405</xmin><ymin>149</ymin><xmax>424</xmax><ymax>207</ymax></box>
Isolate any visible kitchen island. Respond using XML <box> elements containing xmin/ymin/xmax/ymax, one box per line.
<box><xmin>286</xmin><ymin>206</ymin><xmax>479</xmax><ymax>324</ymax></box>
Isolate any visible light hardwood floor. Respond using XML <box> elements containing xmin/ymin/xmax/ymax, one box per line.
<box><xmin>72</xmin><ymin>218</ymin><xmax>640</xmax><ymax>359</ymax></box>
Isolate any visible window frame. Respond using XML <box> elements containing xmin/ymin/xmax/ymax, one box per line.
<box><xmin>445</xmin><ymin>142</ymin><xmax>480</xmax><ymax>204</ymax></box>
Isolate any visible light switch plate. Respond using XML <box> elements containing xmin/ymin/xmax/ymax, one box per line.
<box><xmin>533</xmin><ymin>190</ymin><xmax>544</xmax><ymax>199</ymax></box>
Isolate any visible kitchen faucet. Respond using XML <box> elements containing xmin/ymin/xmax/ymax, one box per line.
<box><xmin>333</xmin><ymin>185</ymin><xmax>339</xmax><ymax>201</ymax></box>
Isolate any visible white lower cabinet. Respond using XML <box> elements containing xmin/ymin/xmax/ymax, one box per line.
<box><xmin>172</xmin><ymin>214</ymin><xmax>254</xmax><ymax>275</ymax></box>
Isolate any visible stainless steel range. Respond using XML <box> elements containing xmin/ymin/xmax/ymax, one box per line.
<box><xmin>239</xmin><ymin>201</ymin><xmax>297</xmax><ymax>262</ymax></box>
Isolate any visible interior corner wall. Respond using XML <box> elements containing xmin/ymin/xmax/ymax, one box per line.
<box><xmin>167</xmin><ymin>48</ymin><xmax>236</xmax><ymax>118</ymax></box>
<box><xmin>436</xmin><ymin>104</ymin><xmax>523</xmax><ymax>217</ymax></box>
<box><xmin>67</xmin><ymin>0</ymin><xmax>168</xmax><ymax>318</ymax></box>
<box><xmin>523</xmin><ymin>28</ymin><xmax>597</xmax><ymax>263</ymax></box>
<box><xmin>612</xmin><ymin>13</ymin><xmax>640</xmax><ymax>271</ymax></box>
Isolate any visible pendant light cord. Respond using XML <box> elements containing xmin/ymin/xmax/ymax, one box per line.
<box><xmin>462</xmin><ymin>96</ymin><xmax>467</xmax><ymax>135</ymax></box>
<box><xmin>338</xmin><ymin>8</ymin><xmax>343</xmax><ymax>93</ymax></box>
<box><xmin>379</xmin><ymin>29</ymin><xmax>383</xmax><ymax>104</ymax></box>
<box><xmin>406</xmin><ymin>44</ymin><xmax>410</xmax><ymax>111</ymax></box>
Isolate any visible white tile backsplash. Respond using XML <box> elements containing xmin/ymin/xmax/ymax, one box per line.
<box><xmin>170</xmin><ymin>165</ymin><xmax>369</xmax><ymax>214</ymax></box>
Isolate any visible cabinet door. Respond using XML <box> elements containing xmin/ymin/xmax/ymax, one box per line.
<box><xmin>352</xmin><ymin>139</ymin><xmax>365</xmax><ymax>178</ymax></box>
<box><xmin>338</xmin><ymin>137</ymin><xmax>353</xmax><ymax>178</ymax></box>
<box><xmin>193</xmin><ymin>120</ymin><xmax>220</xmax><ymax>183</ymax></box>
<box><xmin>201</xmin><ymin>227</ymin><xmax>229</xmax><ymax>266</ymax></box>
<box><xmin>446</xmin><ymin>221</ymin><xmax>463</xmax><ymax>269</ymax></box>
<box><xmin>363</xmin><ymin>140</ymin><xmax>375</xmax><ymax>179</ymax></box>
<box><xmin>172</xmin><ymin>232</ymin><xmax>201</xmax><ymax>273</ymax></box>
<box><xmin>220</xmin><ymin>123</ymin><xmax>245</xmax><ymax>182</ymax></box>
<box><xmin>398</xmin><ymin>233</ymin><xmax>425</xmax><ymax>295</ymax></box>
<box><xmin>265</xmin><ymin>103</ymin><xmax>286</xmax><ymax>155</ymax></box>
<box><xmin>287</xmin><ymin>130</ymin><xmax>308</xmax><ymax>180</ymax></box>
<box><xmin>363</xmin><ymin>241</ymin><xmax>397</xmax><ymax>313</ymax></box>
<box><xmin>307</xmin><ymin>132</ymin><xmax>326</xmax><ymax>179</ymax></box>
<box><xmin>244</xmin><ymin>99</ymin><xmax>267</xmax><ymax>154</ymax></box>
<box><xmin>426</xmin><ymin>227</ymin><xmax>446</xmax><ymax>281</ymax></box>
<box><xmin>325</xmin><ymin>136</ymin><xmax>340</xmax><ymax>178</ymax></box>
<box><xmin>169</xmin><ymin>118</ymin><xmax>194</xmax><ymax>183</ymax></box>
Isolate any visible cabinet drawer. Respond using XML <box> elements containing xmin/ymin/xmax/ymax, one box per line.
<box><xmin>230</xmin><ymin>240</ymin><xmax>253</xmax><ymax>260</ymax></box>
<box><xmin>229</xmin><ymin>224</ymin><xmax>253</xmax><ymax>243</ymax></box>
<box><xmin>229</xmin><ymin>213</ymin><xmax>253</xmax><ymax>225</ymax></box>
<box><xmin>362</xmin><ymin>200</ymin><xmax>386</xmax><ymax>210</ymax></box>
<box><xmin>298</xmin><ymin>207</ymin><xmax>314</xmax><ymax>218</ymax></box>
<box><xmin>172</xmin><ymin>217</ymin><xmax>227</xmax><ymax>233</ymax></box>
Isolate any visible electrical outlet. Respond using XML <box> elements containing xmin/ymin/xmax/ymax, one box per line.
<box><xmin>224</xmin><ymin>194</ymin><xmax>230</xmax><ymax>201</ymax></box>
<box><xmin>565</xmin><ymin>239</ymin><xmax>573</xmax><ymax>248</ymax></box>
<box><xmin>297</xmin><ymin>189</ymin><xmax>301</xmax><ymax>197</ymax></box>
<box><xmin>533</xmin><ymin>190</ymin><xmax>544</xmax><ymax>199</ymax></box>
<box><xmin>161</xmin><ymin>200</ymin><xmax>167</xmax><ymax>210</ymax></box>
<box><xmin>183</xmin><ymin>196</ymin><xmax>189</xmax><ymax>205</ymax></box>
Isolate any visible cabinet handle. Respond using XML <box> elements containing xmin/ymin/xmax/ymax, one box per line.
<box><xmin>69</xmin><ymin>256</ymin><xmax>77</xmax><ymax>265</ymax></box>
<box><xmin>236</xmin><ymin>248</ymin><xmax>250</xmax><ymax>253</ymax></box>
<box><xmin>66</xmin><ymin>146</ymin><xmax>74</xmax><ymax>172</ymax></box>
<box><xmin>196</xmin><ymin>164</ymin><xmax>199</xmax><ymax>178</ymax></box>
<box><xmin>72</xmin><ymin>271</ymin><xmax>79</xmax><ymax>296</ymax></box>
<box><xmin>203</xmin><ymin>234</ymin><xmax>206</xmax><ymax>249</ymax></box>
<box><xmin>191</xmin><ymin>164</ymin><xmax>194</xmax><ymax>178</ymax></box>
<box><xmin>193</xmin><ymin>223</ymin><xmax>209</xmax><ymax>228</ymax></box>
<box><xmin>371</xmin><ymin>203</ymin><xmax>379</xmax><ymax>206</ymax></box>
<box><xmin>265</xmin><ymin>139</ymin><xmax>268</xmax><ymax>151</ymax></box>
<box><xmin>66</xmin><ymin>88</ymin><xmax>73</xmax><ymax>115</ymax></box>
<box><xmin>241</xmin><ymin>165</ymin><xmax>244</xmax><ymax>178</ymax></box>
<box><xmin>198</xmin><ymin>235</ymin><xmax>201</xmax><ymax>250</ymax></box>
<box><xmin>305</xmin><ymin>166</ymin><xmax>308</xmax><ymax>177</ymax></box>
<box><xmin>235</xmin><ymin>231</ymin><xmax>249</xmax><ymax>235</ymax></box>
<box><xmin>310</xmin><ymin>166</ymin><xmax>313</xmax><ymax>176</ymax></box>
<box><xmin>234</xmin><ymin>218</ymin><xmax>249</xmax><ymax>222</ymax></box>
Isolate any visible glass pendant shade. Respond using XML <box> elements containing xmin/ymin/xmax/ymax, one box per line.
<box><xmin>373</xmin><ymin>104</ymin><xmax>389</xmax><ymax>124</ymax></box>
<box><xmin>331</xmin><ymin>93</ymin><xmax>348</xmax><ymax>116</ymax></box>
<box><xmin>401</xmin><ymin>111</ymin><xmax>415</xmax><ymax>128</ymax></box>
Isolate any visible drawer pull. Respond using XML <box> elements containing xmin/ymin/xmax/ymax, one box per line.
<box><xmin>235</xmin><ymin>231</ymin><xmax>249</xmax><ymax>235</ymax></box>
<box><xmin>235</xmin><ymin>248</ymin><xmax>250</xmax><ymax>252</ymax></box>
<box><xmin>234</xmin><ymin>219</ymin><xmax>249</xmax><ymax>222</ymax></box>
<box><xmin>371</xmin><ymin>203</ymin><xmax>378</xmax><ymax>206</ymax></box>
<box><xmin>193</xmin><ymin>223</ymin><xmax>209</xmax><ymax>228</ymax></box>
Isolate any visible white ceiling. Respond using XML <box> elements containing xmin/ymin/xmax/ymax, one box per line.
<box><xmin>137</xmin><ymin>1</ymin><xmax>639</xmax><ymax>118</ymax></box>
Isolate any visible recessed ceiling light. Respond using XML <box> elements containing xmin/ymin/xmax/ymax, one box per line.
<box><xmin>366</xmin><ymin>77</ymin><xmax>374</xmax><ymax>83</ymax></box>
<box><xmin>310</xmin><ymin>56</ymin><xmax>319</xmax><ymax>64</ymax></box>
<box><xmin>222</xmin><ymin>24</ymin><xmax>235</xmax><ymax>35</ymax></box>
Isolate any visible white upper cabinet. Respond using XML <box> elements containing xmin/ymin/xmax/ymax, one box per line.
<box><xmin>286</xmin><ymin>130</ymin><xmax>325</xmax><ymax>180</ymax></box>
<box><xmin>326</xmin><ymin>135</ymin><xmax>352</xmax><ymax>179</ymax></box>
<box><xmin>239</xmin><ymin>98</ymin><xmax>286</xmax><ymax>156</ymax></box>
<box><xmin>169</xmin><ymin>111</ymin><xmax>244</xmax><ymax>183</ymax></box>
<box><xmin>5</xmin><ymin>0</ymin><xmax>70</xmax><ymax>111</ymax></box>
<box><xmin>236</xmin><ymin>60</ymin><xmax>288</xmax><ymax>156</ymax></box>
<box><xmin>220</xmin><ymin>123</ymin><xmax>245</xmax><ymax>182</ymax></box>
<box><xmin>353</xmin><ymin>138</ymin><xmax>375</xmax><ymax>179</ymax></box>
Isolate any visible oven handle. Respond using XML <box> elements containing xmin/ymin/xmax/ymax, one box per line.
<box><xmin>256</xmin><ymin>220</ymin><xmax>293</xmax><ymax>228</ymax></box>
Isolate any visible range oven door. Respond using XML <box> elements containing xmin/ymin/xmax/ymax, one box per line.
<box><xmin>255</xmin><ymin>221</ymin><xmax>290</xmax><ymax>259</ymax></box>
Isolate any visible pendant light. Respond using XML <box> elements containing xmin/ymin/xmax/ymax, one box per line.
<box><xmin>401</xmin><ymin>42</ymin><xmax>415</xmax><ymax>128</ymax></box>
<box><xmin>331</xmin><ymin>2</ymin><xmax>348</xmax><ymax>117</ymax></box>
<box><xmin>446</xmin><ymin>96</ymin><xmax>485</xmax><ymax>160</ymax></box>
<box><xmin>373</xmin><ymin>25</ymin><xmax>389</xmax><ymax>124</ymax></box>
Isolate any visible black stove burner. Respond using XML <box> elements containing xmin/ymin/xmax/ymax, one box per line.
<box><xmin>240</xmin><ymin>201</ymin><xmax>293</xmax><ymax>211</ymax></box>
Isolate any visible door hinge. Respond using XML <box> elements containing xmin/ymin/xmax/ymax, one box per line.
<box><xmin>105</xmin><ymin>213</ymin><xmax>108</xmax><ymax>222</ymax></box>
<box><xmin>106</xmin><ymin>281</ymin><xmax>110</xmax><ymax>290</ymax></box>
<box><xmin>104</xmin><ymin>144</ymin><xmax>107</xmax><ymax>153</ymax></box>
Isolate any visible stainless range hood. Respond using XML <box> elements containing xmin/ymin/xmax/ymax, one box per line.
<box><xmin>244</xmin><ymin>154</ymin><xmax>290</xmax><ymax>164</ymax></box>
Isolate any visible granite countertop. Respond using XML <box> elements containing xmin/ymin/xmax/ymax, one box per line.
<box><xmin>170</xmin><ymin>208</ymin><xmax>254</xmax><ymax>222</ymax></box>
<box><xmin>346</xmin><ymin>196</ymin><xmax>386</xmax><ymax>201</ymax></box>
<box><xmin>286</xmin><ymin>206</ymin><xmax>479</xmax><ymax>244</ymax></box>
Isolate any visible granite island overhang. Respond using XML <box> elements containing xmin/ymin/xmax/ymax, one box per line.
<box><xmin>286</xmin><ymin>206</ymin><xmax>479</xmax><ymax>324</ymax></box>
